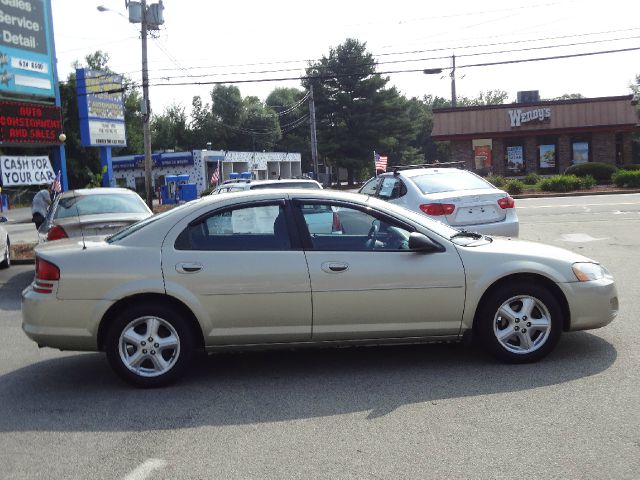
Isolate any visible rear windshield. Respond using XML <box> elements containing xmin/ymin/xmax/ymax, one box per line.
<box><xmin>55</xmin><ymin>193</ymin><xmax>149</xmax><ymax>219</ymax></box>
<box><xmin>410</xmin><ymin>170</ymin><xmax>494</xmax><ymax>194</ymax></box>
<box><xmin>250</xmin><ymin>182</ymin><xmax>320</xmax><ymax>190</ymax></box>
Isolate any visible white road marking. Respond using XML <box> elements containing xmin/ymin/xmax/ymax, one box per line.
<box><xmin>517</xmin><ymin>201</ymin><xmax>640</xmax><ymax>209</ymax></box>
<box><xmin>123</xmin><ymin>459</ymin><xmax>167</xmax><ymax>480</ymax></box>
<box><xmin>560</xmin><ymin>233</ymin><xmax>607</xmax><ymax>243</ymax></box>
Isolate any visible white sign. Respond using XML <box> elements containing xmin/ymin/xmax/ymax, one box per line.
<box><xmin>1</xmin><ymin>155</ymin><xmax>55</xmax><ymax>186</ymax></box>
<box><xmin>88</xmin><ymin>120</ymin><xmax>127</xmax><ymax>146</ymax></box>
<box><xmin>508</xmin><ymin>107</ymin><xmax>551</xmax><ymax>127</ymax></box>
<box><xmin>11</xmin><ymin>57</ymin><xmax>49</xmax><ymax>74</ymax></box>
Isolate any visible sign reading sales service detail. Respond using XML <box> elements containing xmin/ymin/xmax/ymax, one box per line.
<box><xmin>1</xmin><ymin>154</ymin><xmax>55</xmax><ymax>186</ymax></box>
<box><xmin>76</xmin><ymin>68</ymin><xmax>127</xmax><ymax>147</ymax></box>
<box><xmin>0</xmin><ymin>0</ymin><xmax>55</xmax><ymax>97</ymax></box>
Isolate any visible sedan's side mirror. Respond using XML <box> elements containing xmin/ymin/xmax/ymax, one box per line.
<box><xmin>408</xmin><ymin>232</ymin><xmax>442</xmax><ymax>253</ymax></box>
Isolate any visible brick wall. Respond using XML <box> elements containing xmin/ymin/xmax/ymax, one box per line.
<box><xmin>524</xmin><ymin>137</ymin><xmax>537</xmax><ymax>173</ymax></box>
<box><xmin>492</xmin><ymin>139</ymin><xmax>505</xmax><ymax>176</ymax></box>
<box><xmin>592</xmin><ymin>132</ymin><xmax>616</xmax><ymax>165</ymax></box>
<box><xmin>451</xmin><ymin>140</ymin><xmax>473</xmax><ymax>169</ymax></box>
<box><xmin>558</xmin><ymin>135</ymin><xmax>571</xmax><ymax>172</ymax></box>
<box><xmin>622</xmin><ymin>132</ymin><xmax>633</xmax><ymax>165</ymax></box>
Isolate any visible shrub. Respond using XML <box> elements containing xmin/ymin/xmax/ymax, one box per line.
<box><xmin>579</xmin><ymin>175</ymin><xmax>596</xmax><ymax>189</ymax></box>
<box><xmin>612</xmin><ymin>169</ymin><xmax>640</xmax><ymax>188</ymax></box>
<box><xmin>564</xmin><ymin>162</ymin><xmax>617</xmax><ymax>183</ymax></box>
<box><xmin>539</xmin><ymin>175</ymin><xmax>585</xmax><ymax>192</ymax></box>
<box><xmin>505</xmin><ymin>179</ymin><xmax>524</xmax><ymax>195</ymax></box>
<box><xmin>486</xmin><ymin>175</ymin><xmax>506</xmax><ymax>188</ymax></box>
<box><xmin>200</xmin><ymin>186</ymin><xmax>214</xmax><ymax>196</ymax></box>
<box><xmin>523</xmin><ymin>173</ymin><xmax>541</xmax><ymax>185</ymax></box>
<box><xmin>620</xmin><ymin>164</ymin><xmax>640</xmax><ymax>171</ymax></box>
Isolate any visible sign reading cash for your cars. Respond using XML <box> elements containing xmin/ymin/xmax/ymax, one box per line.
<box><xmin>0</xmin><ymin>0</ymin><xmax>55</xmax><ymax>97</ymax></box>
<box><xmin>76</xmin><ymin>68</ymin><xmax>127</xmax><ymax>147</ymax></box>
<box><xmin>1</xmin><ymin>154</ymin><xmax>55</xmax><ymax>185</ymax></box>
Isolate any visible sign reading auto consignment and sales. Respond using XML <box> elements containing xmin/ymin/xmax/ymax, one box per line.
<box><xmin>0</xmin><ymin>99</ymin><xmax>62</xmax><ymax>144</ymax></box>
<box><xmin>508</xmin><ymin>107</ymin><xmax>551</xmax><ymax>127</ymax></box>
<box><xmin>76</xmin><ymin>68</ymin><xmax>127</xmax><ymax>147</ymax></box>
<box><xmin>1</xmin><ymin>154</ymin><xmax>55</xmax><ymax>185</ymax></box>
<box><xmin>0</xmin><ymin>0</ymin><xmax>55</xmax><ymax>97</ymax></box>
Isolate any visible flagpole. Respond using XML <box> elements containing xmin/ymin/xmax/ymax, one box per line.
<box><xmin>373</xmin><ymin>151</ymin><xmax>377</xmax><ymax>177</ymax></box>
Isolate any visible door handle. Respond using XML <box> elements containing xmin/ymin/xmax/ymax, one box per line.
<box><xmin>176</xmin><ymin>262</ymin><xmax>203</xmax><ymax>273</ymax></box>
<box><xmin>321</xmin><ymin>261</ymin><xmax>349</xmax><ymax>273</ymax></box>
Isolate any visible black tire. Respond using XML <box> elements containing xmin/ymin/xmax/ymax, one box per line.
<box><xmin>0</xmin><ymin>237</ymin><xmax>10</xmax><ymax>269</ymax></box>
<box><xmin>105</xmin><ymin>303</ymin><xmax>195</xmax><ymax>387</ymax></box>
<box><xmin>475</xmin><ymin>281</ymin><xmax>563</xmax><ymax>363</ymax></box>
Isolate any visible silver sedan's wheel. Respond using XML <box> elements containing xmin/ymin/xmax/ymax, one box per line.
<box><xmin>106</xmin><ymin>303</ymin><xmax>195</xmax><ymax>387</ymax></box>
<box><xmin>0</xmin><ymin>238</ymin><xmax>10</xmax><ymax>269</ymax></box>
<box><xmin>476</xmin><ymin>281</ymin><xmax>562</xmax><ymax>363</ymax></box>
<box><xmin>493</xmin><ymin>295</ymin><xmax>551</xmax><ymax>355</ymax></box>
<box><xmin>119</xmin><ymin>316</ymin><xmax>181</xmax><ymax>378</ymax></box>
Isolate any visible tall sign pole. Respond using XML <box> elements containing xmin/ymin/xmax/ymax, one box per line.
<box><xmin>450</xmin><ymin>53</ymin><xmax>457</xmax><ymax>108</ymax></box>
<box><xmin>309</xmin><ymin>84</ymin><xmax>319</xmax><ymax>179</ymax></box>
<box><xmin>141</xmin><ymin>0</ymin><xmax>153</xmax><ymax>208</ymax></box>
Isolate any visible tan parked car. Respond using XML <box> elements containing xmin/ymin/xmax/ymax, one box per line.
<box><xmin>38</xmin><ymin>188</ymin><xmax>152</xmax><ymax>242</ymax></box>
<box><xmin>22</xmin><ymin>190</ymin><xmax>618</xmax><ymax>387</ymax></box>
<box><xmin>0</xmin><ymin>222</ymin><xmax>10</xmax><ymax>269</ymax></box>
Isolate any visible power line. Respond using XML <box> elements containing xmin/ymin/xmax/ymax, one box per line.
<box><xmin>143</xmin><ymin>33</ymin><xmax>640</xmax><ymax>83</ymax></box>
<box><xmin>139</xmin><ymin>45</ymin><xmax>640</xmax><ymax>88</ymax></box>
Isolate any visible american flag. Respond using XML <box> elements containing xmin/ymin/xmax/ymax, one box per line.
<box><xmin>51</xmin><ymin>170</ymin><xmax>62</xmax><ymax>194</ymax></box>
<box><xmin>374</xmin><ymin>152</ymin><xmax>388</xmax><ymax>172</ymax></box>
<box><xmin>210</xmin><ymin>161</ymin><xmax>220</xmax><ymax>185</ymax></box>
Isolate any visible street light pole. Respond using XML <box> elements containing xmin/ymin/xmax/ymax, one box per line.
<box><xmin>423</xmin><ymin>53</ymin><xmax>458</xmax><ymax>108</ymax></box>
<box><xmin>140</xmin><ymin>0</ymin><xmax>153</xmax><ymax>209</ymax></box>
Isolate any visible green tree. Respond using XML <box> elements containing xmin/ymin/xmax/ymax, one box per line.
<box><xmin>151</xmin><ymin>103</ymin><xmax>189</xmax><ymax>151</ymax></box>
<box><xmin>304</xmin><ymin>38</ymin><xmax>407</xmax><ymax>183</ymax></box>
<box><xmin>266</xmin><ymin>87</ymin><xmax>311</xmax><ymax>169</ymax></box>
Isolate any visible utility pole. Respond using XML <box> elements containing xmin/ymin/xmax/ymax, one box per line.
<box><xmin>309</xmin><ymin>84</ymin><xmax>319</xmax><ymax>179</ymax></box>
<box><xmin>450</xmin><ymin>53</ymin><xmax>457</xmax><ymax>108</ymax></box>
<box><xmin>140</xmin><ymin>0</ymin><xmax>153</xmax><ymax>209</ymax></box>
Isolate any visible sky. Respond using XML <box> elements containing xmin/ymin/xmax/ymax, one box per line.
<box><xmin>51</xmin><ymin>0</ymin><xmax>640</xmax><ymax>119</ymax></box>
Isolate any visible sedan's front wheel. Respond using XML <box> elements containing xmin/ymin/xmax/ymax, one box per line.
<box><xmin>105</xmin><ymin>304</ymin><xmax>194</xmax><ymax>387</ymax></box>
<box><xmin>476</xmin><ymin>282</ymin><xmax>562</xmax><ymax>363</ymax></box>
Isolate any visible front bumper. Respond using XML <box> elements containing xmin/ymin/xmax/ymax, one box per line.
<box><xmin>560</xmin><ymin>276</ymin><xmax>618</xmax><ymax>331</ymax></box>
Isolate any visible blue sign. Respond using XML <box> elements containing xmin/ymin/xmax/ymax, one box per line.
<box><xmin>76</xmin><ymin>68</ymin><xmax>127</xmax><ymax>147</ymax></box>
<box><xmin>0</xmin><ymin>0</ymin><xmax>55</xmax><ymax>97</ymax></box>
<box><xmin>113</xmin><ymin>152</ymin><xmax>195</xmax><ymax>170</ymax></box>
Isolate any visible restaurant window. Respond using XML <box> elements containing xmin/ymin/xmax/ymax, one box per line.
<box><xmin>505</xmin><ymin>139</ymin><xmax>525</xmax><ymax>175</ymax></box>
<box><xmin>571</xmin><ymin>138</ymin><xmax>590</xmax><ymax>166</ymax></box>
<box><xmin>537</xmin><ymin>137</ymin><xmax>558</xmax><ymax>173</ymax></box>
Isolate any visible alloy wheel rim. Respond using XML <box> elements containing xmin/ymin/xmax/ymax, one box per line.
<box><xmin>118</xmin><ymin>316</ymin><xmax>180</xmax><ymax>377</ymax></box>
<box><xmin>493</xmin><ymin>295</ymin><xmax>552</xmax><ymax>354</ymax></box>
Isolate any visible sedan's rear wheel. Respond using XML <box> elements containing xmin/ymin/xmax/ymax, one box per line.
<box><xmin>105</xmin><ymin>304</ymin><xmax>194</xmax><ymax>387</ymax></box>
<box><xmin>0</xmin><ymin>238</ymin><xmax>10</xmax><ymax>269</ymax></box>
<box><xmin>476</xmin><ymin>282</ymin><xmax>562</xmax><ymax>363</ymax></box>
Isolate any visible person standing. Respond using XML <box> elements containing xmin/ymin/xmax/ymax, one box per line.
<box><xmin>31</xmin><ymin>187</ymin><xmax>51</xmax><ymax>230</ymax></box>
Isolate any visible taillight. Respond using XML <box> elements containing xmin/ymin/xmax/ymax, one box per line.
<box><xmin>331</xmin><ymin>212</ymin><xmax>343</xmax><ymax>233</ymax></box>
<box><xmin>497</xmin><ymin>195</ymin><xmax>515</xmax><ymax>209</ymax></box>
<box><xmin>419</xmin><ymin>203</ymin><xmax>455</xmax><ymax>216</ymax></box>
<box><xmin>47</xmin><ymin>225</ymin><xmax>68</xmax><ymax>241</ymax></box>
<box><xmin>34</xmin><ymin>257</ymin><xmax>60</xmax><ymax>294</ymax></box>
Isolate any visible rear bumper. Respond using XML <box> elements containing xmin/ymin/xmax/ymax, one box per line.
<box><xmin>458</xmin><ymin>217</ymin><xmax>519</xmax><ymax>238</ymax></box>
<box><xmin>21</xmin><ymin>285</ymin><xmax>105</xmax><ymax>351</ymax></box>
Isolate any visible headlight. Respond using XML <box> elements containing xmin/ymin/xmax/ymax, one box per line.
<box><xmin>572</xmin><ymin>262</ymin><xmax>605</xmax><ymax>282</ymax></box>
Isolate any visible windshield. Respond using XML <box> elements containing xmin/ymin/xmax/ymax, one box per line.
<box><xmin>410</xmin><ymin>170</ymin><xmax>495</xmax><ymax>194</ymax></box>
<box><xmin>367</xmin><ymin>197</ymin><xmax>458</xmax><ymax>239</ymax></box>
<box><xmin>55</xmin><ymin>193</ymin><xmax>150</xmax><ymax>219</ymax></box>
<box><xmin>250</xmin><ymin>182</ymin><xmax>321</xmax><ymax>190</ymax></box>
<box><xmin>106</xmin><ymin>201</ymin><xmax>195</xmax><ymax>243</ymax></box>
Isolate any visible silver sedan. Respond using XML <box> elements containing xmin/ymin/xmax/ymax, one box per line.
<box><xmin>22</xmin><ymin>190</ymin><xmax>618</xmax><ymax>387</ymax></box>
<box><xmin>0</xmin><ymin>222</ymin><xmax>9</xmax><ymax>269</ymax></box>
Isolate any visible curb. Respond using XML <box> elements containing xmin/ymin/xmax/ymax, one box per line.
<box><xmin>11</xmin><ymin>258</ymin><xmax>35</xmax><ymax>265</ymax></box>
<box><xmin>513</xmin><ymin>189</ymin><xmax>640</xmax><ymax>199</ymax></box>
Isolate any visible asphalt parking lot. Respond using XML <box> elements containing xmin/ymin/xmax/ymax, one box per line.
<box><xmin>0</xmin><ymin>193</ymin><xmax>638</xmax><ymax>480</ymax></box>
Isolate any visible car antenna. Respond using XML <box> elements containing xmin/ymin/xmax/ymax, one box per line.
<box><xmin>72</xmin><ymin>191</ymin><xmax>87</xmax><ymax>250</ymax></box>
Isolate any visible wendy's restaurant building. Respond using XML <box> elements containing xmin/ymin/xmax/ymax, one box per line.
<box><xmin>431</xmin><ymin>93</ymin><xmax>640</xmax><ymax>176</ymax></box>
